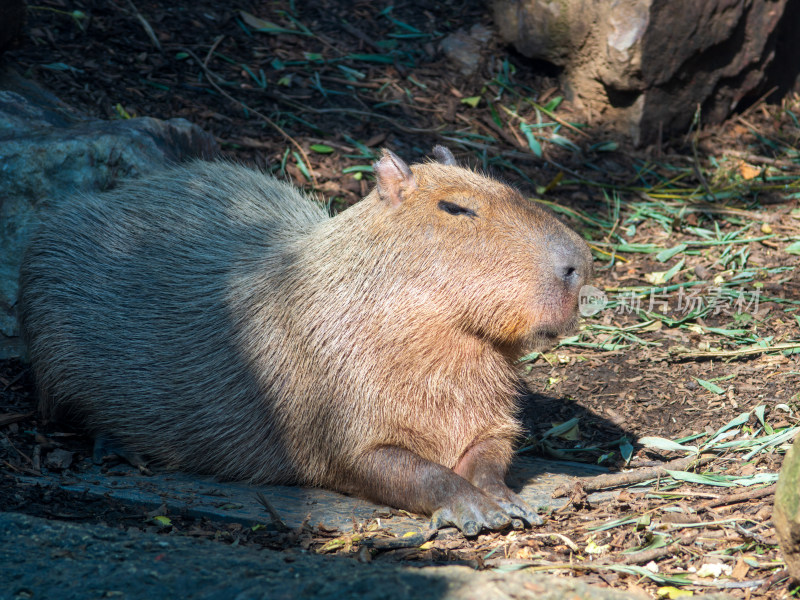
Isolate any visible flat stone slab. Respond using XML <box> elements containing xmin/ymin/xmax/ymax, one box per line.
<box><xmin>0</xmin><ymin>511</ymin><xmax>731</xmax><ymax>600</ymax></box>
<box><xmin>16</xmin><ymin>456</ymin><xmax>616</xmax><ymax>534</ymax></box>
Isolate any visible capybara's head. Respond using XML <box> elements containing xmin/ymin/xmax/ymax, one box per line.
<box><xmin>364</xmin><ymin>147</ymin><xmax>592</xmax><ymax>357</ymax></box>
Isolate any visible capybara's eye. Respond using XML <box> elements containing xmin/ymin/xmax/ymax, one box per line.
<box><xmin>438</xmin><ymin>200</ymin><xmax>477</xmax><ymax>218</ymax></box>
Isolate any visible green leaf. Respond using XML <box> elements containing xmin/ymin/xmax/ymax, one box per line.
<box><xmin>754</xmin><ymin>405</ymin><xmax>766</xmax><ymax>428</ymax></box>
<box><xmin>41</xmin><ymin>62</ymin><xmax>84</xmax><ymax>73</ymax></box>
<box><xmin>702</xmin><ymin>327</ymin><xmax>750</xmax><ymax>338</ymax></box>
<box><xmin>348</xmin><ymin>53</ymin><xmax>394</xmax><ymax>64</ymax></box>
<box><xmin>337</xmin><ymin>65</ymin><xmax>366</xmax><ymax>79</ymax></box>
<box><xmin>588</xmin><ymin>517</ymin><xmax>639</xmax><ymax>531</ymax></box>
<box><xmin>597</xmin><ymin>451</ymin><xmax>615</xmax><ymax>464</ymax></box>
<box><xmin>342</xmin><ymin>165</ymin><xmax>374</xmax><ymax>174</ymax></box>
<box><xmin>292</xmin><ymin>151</ymin><xmax>311</xmax><ymax>181</ymax></box>
<box><xmin>624</xmin><ymin>533</ymin><xmax>667</xmax><ymax>553</ymax></box>
<box><xmin>517</xmin><ymin>351</ymin><xmax>540</xmax><ymax>362</ymax></box>
<box><xmin>114</xmin><ymin>103</ymin><xmax>132</xmax><ymax>119</ymax></box>
<box><xmin>590</xmin><ymin>141</ymin><xmax>618</xmax><ymax>152</ymax></box>
<box><xmin>619</xmin><ymin>438</ymin><xmax>634</xmax><ymax>464</ymax></box>
<box><xmin>711</xmin><ymin>412</ymin><xmax>750</xmax><ymax>438</ymax></box>
<box><xmin>656</xmin><ymin>244</ymin><xmax>687</xmax><ymax>263</ymax></box>
<box><xmin>694</xmin><ymin>378</ymin><xmax>725</xmax><ymax>395</ymax></box>
<box><xmin>730</xmin><ymin>472</ymin><xmax>779</xmax><ymax>486</ymax></box>
<box><xmin>461</xmin><ymin>96</ymin><xmax>481</xmax><ymax>108</ymax></box>
<box><xmin>613</xmin><ymin>243</ymin><xmax>661</xmax><ymax>253</ymax></box>
<box><xmin>665</xmin><ymin>470</ymin><xmax>735</xmax><ymax>487</ymax></box>
<box><xmin>152</xmin><ymin>515</ymin><xmax>172</xmax><ymax>527</ymax></box>
<box><xmin>239</xmin><ymin>10</ymin><xmax>306</xmax><ymax>35</ymax></box>
<box><xmin>662</xmin><ymin>258</ymin><xmax>686</xmax><ymax>282</ymax></box>
<box><xmin>645</xmin><ymin>258</ymin><xmax>685</xmax><ymax>285</ymax></box>
<box><xmin>489</xmin><ymin>102</ymin><xmax>502</xmax><ymax>128</ymax></box>
<box><xmin>541</xmin><ymin>417</ymin><xmax>580</xmax><ymax>440</ymax></box>
<box><xmin>520</xmin><ymin>123</ymin><xmax>542</xmax><ymax>157</ymax></box>
<box><xmin>742</xmin><ymin>426</ymin><xmax>799</xmax><ymax>460</ymax></box>
<box><xmin>605</xmin><ymin>564</ymin><xmax>693</xmax><ymax>586</ymax></box>
<box><xmin>543</xmin><ymin>95</ymin><xmax>563</xmax><ymax>112</ymax></box>
<box><xmin>310</xmin><ymin>144</ymin><xmax>334</xmax><ymax>154</ymax></box>
<box><xmin>638</xmin><ymin>436</ymin><xmax>698</xmax><ymax>454</ymax></box>
<box><xmin>549</xmin><ymin>133</ymin><xmax>580</xmax><ymax>153</ymax></box>
<box><xmin>785</xmin><ymin>241</ymin><xmax>800</xmax><ymax>255</ymax></box>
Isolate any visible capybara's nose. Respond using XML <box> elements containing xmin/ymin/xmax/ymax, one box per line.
<box><xmin>553</xmin><ymin>247</ymin><xmax>588</xmax><ymax>292</ymax></box>
<box><xmin>557</xmin><ymin>263</ymin><xmax>581</xmax><ymax>287</ymax></box>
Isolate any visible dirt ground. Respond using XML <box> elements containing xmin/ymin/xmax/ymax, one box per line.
<box><xmin>2</xmin><ymin>0</ymin><xmax>800</xmax><ymax>598</ymax></box>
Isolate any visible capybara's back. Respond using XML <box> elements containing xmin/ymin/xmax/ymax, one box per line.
<box><xmin>19</xmin><ymin>148</ymin><xmax>592</xmax><ymax>535</ymax></box>
<box><xmin>20</xmin><ymin>162</ymin><xmax>326</xmax><ymax>481</ymax></box>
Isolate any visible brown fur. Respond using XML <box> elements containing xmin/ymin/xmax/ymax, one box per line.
<box><xmin>18</xmin><ymin>148</ymin><xmax>592</xmax><ymax>533</ymax></box>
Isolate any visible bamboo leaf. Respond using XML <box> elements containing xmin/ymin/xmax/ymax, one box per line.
<box><xmin>694</xmin><ymin>378</ymin><xmax>725</xmax><ymax>395</ymax></box>
<box><xmin>520</xmin><ymin>123</ymin><xmax>542</xmax><ymax>157</ymax></box>
<box><xmin>785</xmin><ymin>241</ymin><xmax>800</xmax><ymax>255</ymax></box>
<box><xmin>310</xmin><ymin>144</ymin><xmax>334</xmax><ymax>154</ymax></box>
<box><xmin>638</xmin><ymin>437</ymin><xmax>698</xmax><ymax>454</ymax></box>
<box><xmin>656</xmin><ymin>244</ymin><xmax>687</xmax><ymax>263</ymax></box>
<box><xmin>665</xmin><ymin>470</ymin><xmax>735</xmax><ymax>487</ymax></box>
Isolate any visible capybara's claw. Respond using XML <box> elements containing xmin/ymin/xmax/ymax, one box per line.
<box><xmin>431</xmin><ymin>495</ymin><xmax>512</xmax><ymax>536</ymax></box>
<box><xmin>483</xmin><ymin>485</ymin><xmax>543</xmax><ymax>527</ymax></box>
<box><xmin>505</xmin><ymin>501</ymin><xmax>543</xmax><ymax>526</ymax></box>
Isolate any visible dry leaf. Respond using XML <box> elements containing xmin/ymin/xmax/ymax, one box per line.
<box><xmin>731</xmin><ymin>557</ymin><xmax>750</xmax><ymax>580</ymax></box>
<box><xmin>738</xmin><ymin>162</ymin><xmax>760</xmax><ymax>180</ymax></box>
<box><xmin>657</xmin><ymin>587</ymin><xmax>693</xmax><ymax>598</ymax></box>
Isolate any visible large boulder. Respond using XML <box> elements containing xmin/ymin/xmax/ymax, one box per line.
<box><xmin>493</xmin><ymin>0</ymin><xmax>794</xmax><ymax>145</ymax></box>
<box><xmin>0</xmin><ymin>65</ymin><xmax>218</xmax><ymax>358</ymax></box>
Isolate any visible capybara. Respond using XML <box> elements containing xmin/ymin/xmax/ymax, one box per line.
<box><xmin>19</xmin><ymin>146</ymin><xmax>592</xmax><ymax>535</ymax></box>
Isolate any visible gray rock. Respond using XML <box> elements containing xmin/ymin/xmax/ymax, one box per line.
<box><xmin>493</xmin><ymin>0</ymin><xmax>793</xmax><ymax>145</ymax></box>
<box><xmin>14</xmin><ymin>456</ymin><xmax>618</xmax><ymax>535</ymax></box>
<box><xmin>440</xmin><ymin>25</ymin><xmax>493</xmax><ymax>77</ymax></box>
<box><xmin>0</xmin><ymin>65</ymin><xmax>217</xmax><ymax>353</ymax></box>
<box><xmin>43</xmin><ymin>448</ymin><xmax>74</xmax><ymax>471</ymax></box>
<box><xmin>0</xmin><ymin>512</ymin><xmax>731</xmax><ymax>600</ymax></box>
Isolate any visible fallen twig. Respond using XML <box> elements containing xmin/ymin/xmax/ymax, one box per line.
<box><xmin>125</xmin><ymin>0</ymin><xmax>162</xmax><ymax>52</ymax></box>
<box><xmin>614</xmin><ymin>544</ymin><xmax>678</xmax><ymax>565</ymax></box>
<box><xmin>698</xmin><ymin>484</ymin><xmax>775</xmax><ymax>511</ymax></box>
<box><xmin>734</xmin><ymin>522</ymin><xmax>777</xmax><ymax>546</ymax></box>
<box><xmin>528</xmin><ymin>532</ymin><xmax>580</xmax><ymax>553</ymax></box>
<box><xmin>552</xmin><ymin>454</ymin><xmax>715</xmax><ymax>497</ymax></box>
<box><xmin>362</xmin><ymin>528</ymin><xmax>437</xmax><ymax>550</ymax></box>
<box><xmin>255</xmin><ymin>491</ymin><xmax>289</xmax><ymax>532</ymax></box>
<box><xmin>673</xmin><ymin>343</ymin><xmax>800</xmax><ymax>359</ymax></box>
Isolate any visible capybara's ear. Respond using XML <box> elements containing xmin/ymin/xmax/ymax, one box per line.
<box><xmin>432</xmin><ymin>145</ymin><xmax>457</xmax><ymax>166</ymax></box>
<box><xmin>374</xmin><ymin>149</ymin><xmax>417</xmax><ymax>208</ymax></box>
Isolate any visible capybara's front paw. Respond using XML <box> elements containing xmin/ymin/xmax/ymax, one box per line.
<box><xmin>483</xmin><ymin>484</ymin><xmax>542</xmax><ymax>527</ymax></box>
<box><xmin>430</xmin><ymin>492</ymin><xmax>512</xmax><ymax>536</ymax></box>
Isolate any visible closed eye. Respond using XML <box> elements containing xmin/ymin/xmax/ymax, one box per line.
<box><xmin>438</xmin><ymin>200</ymin><xmax>477</xmax><ymax>218</ymax></box>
